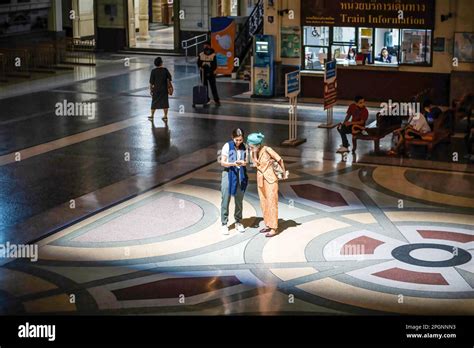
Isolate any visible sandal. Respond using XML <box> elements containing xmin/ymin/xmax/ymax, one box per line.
<box><xmin>259</xmin><ymin>228</ymin><xmax>271</xmax><ymax>233</ymax></box>
<box><xmin>265</xmin><ymin>231</ymin><xmax>278</xmax><ymax>238</ymax></box>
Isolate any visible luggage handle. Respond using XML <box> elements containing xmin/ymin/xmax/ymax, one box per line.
<box><xmin>198</xmin><ymin>70</ymin><xmax>205</xmax><ymax>86</ymax></box>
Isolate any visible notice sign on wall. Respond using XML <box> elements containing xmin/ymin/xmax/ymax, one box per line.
<box><xmin>301</xmin><ymin>0</ymin><xmax>435</xmax><ymax>29</ymax></box>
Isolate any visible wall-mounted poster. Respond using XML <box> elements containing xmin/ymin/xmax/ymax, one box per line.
<box><xmin>211</xmin><ymin>17</ymin><xmax>236</xmax><ymax>75</ymax></box>
<box><xmin>454</xmin><ymin>32</ymin><xmax>474</xmax><ymax>63</ymax></box>
<box><xmin>433</xmin><ymin>37</ymin><xmax>445</xmax><ymax>52</ymax></box>
<box><xmin>254</xmin><ymin>66</ymin><xmax>271</xmax><ymax>96</ymax></box>
<box><xmin>281</xmin><ymin>26</ymin><xmax>301</xmax><ymax>58</ymax></box>
<box><xmin>97</xmin><ymin>0</ymin><xmax>125</xmax><ymax>28</ymax></box>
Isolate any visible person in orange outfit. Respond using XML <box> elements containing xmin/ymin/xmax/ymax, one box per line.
<box><xmin>247</xmin><ymin>132</ymin><xmax>287</xmax><ymax>238</ymax></box>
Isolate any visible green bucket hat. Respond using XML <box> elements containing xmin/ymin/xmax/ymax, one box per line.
<box><xmin>247</xmin><ymin>132</ymin><xmax>265</xmax><ymax>145</ymax></box>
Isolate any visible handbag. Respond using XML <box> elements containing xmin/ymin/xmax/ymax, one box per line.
<box><xmin>265</xmin><ymin>147</ymin><xmax>288</xmax><ymax>180</ymax></box>
<box><xmin>167</xmin><ymin>80</ymin><xmax>173</xmax><ymax>96</ymax></box>
<box><xmin>272</xmin><ymin>160</ymin><xmax>286</xmax><ymax>180</ymax></box>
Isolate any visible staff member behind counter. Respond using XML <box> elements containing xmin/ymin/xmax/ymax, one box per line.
<box><xmin>377</xmin><ymin>47</ymin><xmax>393</xmax><ymax>63</ymax></box>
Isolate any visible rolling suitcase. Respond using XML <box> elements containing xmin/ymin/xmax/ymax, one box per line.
<box><xmin>192</xmin><ymin>74</ymin><xmax>208</xmax><ymax>107</ymax></box>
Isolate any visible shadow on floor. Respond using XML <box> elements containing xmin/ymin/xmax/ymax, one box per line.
<box><xmin>230</xmin><ymin>217</ymin><xmax>301</xmax><ymax>234</ymax></box>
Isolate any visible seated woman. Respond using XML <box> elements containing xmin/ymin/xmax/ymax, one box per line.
<box><xmin>388</xmin><ymin>109</ymin><xmax>432</xmax><ymax>155</ymax></box>
<box><xmin>346</xmin><ymin>48</ymin><xmax>357</xmax><ymax>62</ymax></box>
<box><xmin>377</xmin><ymin>47</ymin><xmax>393</xmax><ymax>63</ymax></box>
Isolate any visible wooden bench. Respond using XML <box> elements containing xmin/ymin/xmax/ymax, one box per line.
<box><xmin>352</xmin><ymin>113</ymin><xmax>405</xmax><ymax>153</ymax></box>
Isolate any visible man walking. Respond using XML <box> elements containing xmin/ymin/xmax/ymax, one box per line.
<box><xmin>197</xmin><ymin>41</ymin><xmax>221</xmax><ymax>106</ymax></box>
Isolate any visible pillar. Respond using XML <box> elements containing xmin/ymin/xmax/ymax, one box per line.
<box><xmin>222</xmin><ymin>0</ymin><xmax>231</xmax><ymax>16</ymax></box>
<box><xmin>72</xmin><ymin>0</ymin><xmax>80</xmax><ymax>39</ymax></box>
<box><xmin>128</xmin><ymin>0</ymin><xmax>136</xmax><ymax>46</ymax></box>
<box><xmin>48</xmin><ymin>0</ymin><xmax>63</xmax><ymax>32</ymax></box>
<box><xmin>152</xmin><ymin>0</ymin><xmax>164</xmax><ymax>23</ymax></box>
<box><xmin>137</xmin><ymin>0</ymin><xmax>151</xmax><ymax>40</ymax></box>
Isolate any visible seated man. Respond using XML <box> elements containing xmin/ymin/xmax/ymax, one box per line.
<box><xmin>388</xmin><ymin>108</ymin><xmax>432</xmax><ymax>155</ymax></box>
<box><xmin>422</xmin><ymin>99</ymin><xmax>442</xmax><ymax>127</ymax></box>
<box><xmin>336</xmin><ymin>96</ymin><xmax>369</xmax><ymax>153</ymax></box>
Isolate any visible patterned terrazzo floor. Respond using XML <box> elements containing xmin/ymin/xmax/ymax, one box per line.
<box><xmin>1</xmin><ymin>147</ymin><xmax>473</xmax><ymax>316</ymax></box>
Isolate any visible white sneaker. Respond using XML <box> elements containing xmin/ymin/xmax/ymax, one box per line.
<box><xmin>221</xmin><ymin>224</ymin><xmax>229</xmax><ymax>235</ymax></box>
<box><xmin>336</xmin><ymin>146</ymin><xmax>349</xmax><ymax>153</ymax></box>
<box><xmin>235</xmin><ymin>222</ymin><xmax>246</xmax><ymax>233</ymax></box>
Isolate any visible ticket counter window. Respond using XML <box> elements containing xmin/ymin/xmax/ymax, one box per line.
<box><xmin>356</xmin><ymin>28</ymin><xmax>374</xmax><ymax>64</ymax></box>
<box><xmin>303</xmin><ymin>26</ymin><xmax>329</xmax><ymax>70</ymax></box>
<box><xmin>333</xmin><ymin>27</ymin><xmax>355</xmax><ymax>44</ymax></box>
<box><xmin>332</xmin><ymin>27</ymin><xmax>356</xmax><ymax>63</ymax></box>
<box><xmin>374</xmin><ymin>28</ymin><xmax>400</xmax><ymax>64</ymax></box>
<box><xmin>303</xmin><ymin>26</ymin><xmax>330</xmax><ymax>46</ymax></box>
<box><xmin>358</xmin><ymin>28</ymin><xmax>373</xmax><ymax>54</ymax></box>
<box><xmin>304</xmin><ymin>46</ymin><xmax>328</xmax><ymax>70</ymax></box>
<box><xmin>301</xmin><ymin>25</ymin><xmax>433</xmax><ymax>70</ymax></box>
<box><xmin>401</xmin><ymin>29</ymin><xmax>432</xmax><ymax>65</ymax></box>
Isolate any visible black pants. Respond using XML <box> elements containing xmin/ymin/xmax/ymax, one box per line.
<box><xmin>202</xmin><ymin>73</ymin><xmax>220</xmax><ymax>102</ymax></box>
<box><xmin>337</xmin><ymin>124</ymin><xmax>353</xmax><ymax>148</ymax></box>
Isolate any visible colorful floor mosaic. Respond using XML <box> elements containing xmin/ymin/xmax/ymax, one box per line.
<box><xmin>1</xmin><ymin>148</ymin><xmax>473</xmax><ymax>315</ymax></box>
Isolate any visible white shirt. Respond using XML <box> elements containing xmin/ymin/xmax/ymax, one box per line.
<box><xmin>408</xmin><ymin>113</ymin><xmax>431</xmax><ymax>134</ymax></box>
<box><xmin>221</xmin><ymin>142</ymin><xmax>243</xmax><ymax>161</ymax></box>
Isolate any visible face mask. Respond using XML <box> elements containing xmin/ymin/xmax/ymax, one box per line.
<box><xmin>217</xmin><ymin>35</ymin><xmax>231</xmax><ymax>50</ymax></box>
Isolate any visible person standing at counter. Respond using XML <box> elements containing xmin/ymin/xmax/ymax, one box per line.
<box><xmin>336</xmin><ymin>96</ymin><xmax>369</xmax><ymax>153</ymax></box>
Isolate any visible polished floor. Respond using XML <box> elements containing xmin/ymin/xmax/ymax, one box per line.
<box><xmin>0</xmin><ymin>54</ymin><xmax>473</xmax><ymax>315</ymax></box>
<box><xmin>132</xmin><ymin>26</ymin><xmax>175</xmax><ymax>50</ymax></box>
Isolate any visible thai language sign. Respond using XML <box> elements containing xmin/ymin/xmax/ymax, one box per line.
<box><xmin>302</xmin><ymin>0</ymin><xmax>435</xmax><ymax>29</ymax></box>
